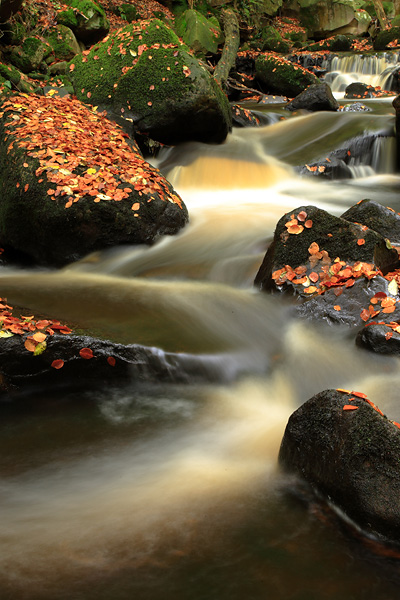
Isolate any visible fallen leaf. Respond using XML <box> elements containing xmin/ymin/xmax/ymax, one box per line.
<box><xmin>51</xmin><ymin>359</ymin><xmax>64</xmax><ymax>369</ymax></box>
<box><xmin>79</xmin><ymin>347</ymin><xmax>94</xmax><ymax>359</ymax></box>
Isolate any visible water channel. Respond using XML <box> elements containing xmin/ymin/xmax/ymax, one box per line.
<box><xmin>1</xmin><ymin>53</ymin><xmax>400</xmax><ymax>599</ymax></box>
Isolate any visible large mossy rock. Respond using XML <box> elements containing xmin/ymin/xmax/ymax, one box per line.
<box><xmin>279</xmin><ymin>388</ymin><xmax>400</xmax><ymax>543</ymax></box>
<box><xmin>0</xmin><ymin>92</ymin><xmax>188</xmax><ymax>267</ymax></box>
<box><xmin>68</xmin><ymin>18</ymin><xmax>232</xmax><ymax>145</ymax></box>
<box><xmin>0</xmin><ymin>61</ymin><xmax>35</xmax><ymax>93</ymax></box>
<box><xmin>373</xmin><ymin>26</ymin><xmax>400</xmax><ymax>51</ymax></box>
<box><xmin>9</xmin><ymin>36</ymin><xmax>52</xmax><ymax>74</ymax></box>
<box><xmin>255</xmin><ymin>53</ymin><xmax>319</xmax><ymax>97</ymax></box>
<box><xmin>287</xmin><ymin>0</ymin><xmax>365</xmax><ymax>39</ymax></box>
<box><xmin>0</xmin><ymin>0</ymin><xmax>23</xmax><ymax>22</ymax></box>
<box><xmin>174</xmin><ymin>9</ymin><xmax>223</xmax><ymax>56</ymax></box>
<box><xmin>45</xmin><ymin>25</ymin><xmax>82</xmax><ymax>62</ymax></box>
<box><xmin>56</xmin><ymin>0</ymin><xmax>110</xmax><ymax>44</ymax></box>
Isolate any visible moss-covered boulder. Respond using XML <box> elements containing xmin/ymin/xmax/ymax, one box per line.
<box><xmin>0</xmin><ymin>61</ymin><xmax>36</xmax><ymax>93</ymax></box>
<box><xmin>259</xmin><ymin>25</ymin><xmax>291</xmax><ymax>53</ymax></box>
<box><xmin>284</xmin><ymin>0</ymin><xmax>369</xmax><ymax>38</ymax></box>
<box><xmin>68</xmin><ymin>19</ymin><xmax>232</xmax><ymax>145</ymax></box>
<box><xmin>0</xmin><ymin>92</ymin><xmax>188</xmax><ymax>267</ymax></box>
<box><xmin>279</xmin><ymin>388</ymin><xmax>400</xmax><ymax>544</ymax></box>
<box><xmin>56</xmin><ymin>0</ymin><xmax>110</xmax><ymax>44</ymax></box>
<box><xmin>373</xmin><ymin>26</ymin><xmax>400</xmax><ymax>51</ymax></box>
<box><xmin>45</xmin><ymin>25</ymin><xmax>82</xmax><ymax>62</ymax></box>
<box><xmin>255</xmin><ymin>53</ymin><xmax>319</xmax><ymax>97</ymax></box>
<box><xmin>9</xmin><ymin>36</ymin><xmax>51</xmax><ymax>74</ymax></box>
<box><xmin>175</xmin><ymin>9</ymin><xmax>223</xmax><ymax>56</ymax></box>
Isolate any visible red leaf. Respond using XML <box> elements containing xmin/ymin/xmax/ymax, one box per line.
<box><xmin>107</xmin><ymin>356</ymin><xmax>116</xmax><ymax>366</ymax></box>
<box><xmin>343</xmin><ymin>405</ymin><xmax>359</xmax><ymax>411</ymax></box>
<box><xmin>51</xmin><ymin>359</ymin><xmax>64</xmax><ymax>369</ymax></box>
<box><xmin>79</xmin><ymin>347</ymin><xmax>94</xmax><ymax>359</ymax></box>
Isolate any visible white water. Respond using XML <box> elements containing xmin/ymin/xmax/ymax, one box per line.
<box><xmin>325</xmin><ymin>51</ymin><xmax>400</xmax><ymax>93</ymax></box>
<box><xmin>1</xmin><ymin>60</ymin><xmax>400</xmax><ymax>599</ymax></box>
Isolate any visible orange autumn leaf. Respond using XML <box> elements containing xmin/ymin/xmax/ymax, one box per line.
<box><xmin>381</xmin><ymin>297</ymin><xmax>396</xmax><ymax>307</ymax></box>
<box><xmin>343</xmin><ymin>405</ymin><xmax>359</xmax><ymax>411</ymax></box>
<box><xmin>32</xmin><ymin>331</ymin><xmax>47</xmax><ymax>343</ymax></box>
<box><xmin>357</xmin><ymin>238</ymin><xmax>365</xmax><ymax>246</ymax></box>
<box><xmin>309</xmin><ymin>271</ymin><xmax>319</xmax><ymax>283</ymax></box>
<box><xmin>79</xmin><ymin>347</ymin><xmax>94</xmax><ymax>359</ymax></box>
<box><xmin>107</xmin><ymin>356</ymin><xmax>116</xmax><ymax>366</ymax></box>
<box><xmin>287</xmin><ymin>224</ymin><xmax>304</xmax><ymax>235</ymax></box>
<box><xmin>382</xmin><ymin>306</ymin><xmax>396</xmax><ymax>313</ymax></box>
<box><xmin>308</xmin><ymin>242</ymin><xmax>320</xmax><ymax>255</ymax></box>
<box><xmin>297</xmin><ymin>211</ymin><xmax>307</xmax><ymax>222</ymax></box>
<box><xmin>333</xmin><ymin>305</ymin><xmax>341</xmax><ymax>311</ymax></box>
<box><xmin>336</xmin><ymin>388</ymin><xmax>351</xmax><ymax>393</ymax></box>
<box><xmin>24</xmin><ymin>337</ymin><xmax>37</xmax><ymax>352</ymax></box>
<box><xmin>304</xmin><ymin>220</ymin><xmax>313</xmax><ymax>228</ymax></box>
<box><xmin>360</xmin><ymin>309</ymin><xmax>370</xmax><ymax>321</ymax></box>
<box><xmin>304</xmin><ymin>286</ymin><xmax>317</xmax><ymax>294</ymax></box>
<box><xmin>351</xmin><ymin>391</ymin><xmax>368</xmax><ymax>399</ymax></box>
<box><xmin>51</xmin><ymin>359</ymin><xmax>64</xmax><ymax>369</ymax></box>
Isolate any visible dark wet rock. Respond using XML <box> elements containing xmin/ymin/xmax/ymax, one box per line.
<box><xmin>279</xmin><ymin>388</ymin><xmax>400</xmax><ymax>544</ymax></box>
<box><xmin>56</xmin><ymin>0</ymin><xmax>110</xmax><ymax>45</ymax></box>
<box><xmin>294</xmin><ymin>274</ymin><xmax>400</xmax><ymax>328</ymax></box>
<box><xmin>389</xmin><ymin>66</ymin><xmax>400</xmax><ymax>93</ymax></box>
<box><xmin>0</xmin><ymin>333</ymin><xmax>239</xmax><ymax>391</ymax></box>
<box><xmin>297</xmin><ymin>157</ymin><xmax>352</xmax><ymax>180</ymax></box>
<box><xmin>254</xmin><ymin>205</ymin><xmax>399</xmax><ymax>294</ymax></box>
<box><xmin>373</xmin><ymin>26</ymin><xmax>400</xmax><ymax>51</ymax></box>
<box><xmin>345</xmin><ymin>82</ymin><xmax>374</xmax><ymax>99</ymax></box>
<box><xmin>356</xmin><ymin>323</ymin><xmax>400</xmax><ymax>355</ymax></box>
<box><xmin>231</xmin><ymin>104</ymin><xmax>261</xmax><ymax>127</ymax></box>
<box><xmin>0</xmin><ymin>92</ymin><xmax>188</xmax><ymax>267</ymax></box>
<box><xmin>0</xmin><ymin>0</ymin><xmax>23</xmax><ymax>22</ymax></box>
<box><xmin>285</xmin><ymin>82</ymin><xmax>338</xmax><ymax>112</ymax></box>
<box><xmin>341</xmin><ymin>199</ymin><xmax>400</xmax><ymax>245</ymax></box>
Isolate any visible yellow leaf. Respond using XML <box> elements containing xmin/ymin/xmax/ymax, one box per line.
<box><xmin>86</xmin><ymin>168</ymin><xmax>97</xmax><ymax>175</ymax></box>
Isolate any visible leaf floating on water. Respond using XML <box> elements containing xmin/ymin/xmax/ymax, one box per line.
<box><xmin>51</xmin><ymin>359</ymin><xmax>64</xmax><ymax>369</ymax></box>
<box><xmin>79</xmin><ymin>347</ymin><xmax>94</xmax><ymax>359</ymax></box>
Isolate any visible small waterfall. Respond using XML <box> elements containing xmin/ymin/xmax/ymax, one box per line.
<box><xmin>325</xmin><ymin>52</ymin><xmax>400</xmax><ymax>92</ymax></box>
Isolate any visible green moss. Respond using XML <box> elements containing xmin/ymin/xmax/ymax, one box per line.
<box><xmin>64</xmin><ymin>0</ymin><xmax>106</xmax><ymax>18</ymax></box>
<box><xmin>46</xmin><ymin>25</ymin><xmax>80</xmax><ymax>61</ymax></box>
<box><xmin>56</xmin><ymin>8</ymin><xmax>78</xmax><ymax>29</ymax></box>
<box><xmin>255</xmin><ymin>53</ymin><xmax>319</xmax><ymax>97</ymax></box>
<box><xmin>374</xmin><ymin>26</ymin><xmax>400</xmax><ymax>51</ymax></box>
<box><xmin>118</xmin><ymin>3</ymin><xmax>139</xmax><ymax>22</ymax></box>
<box><xmin>69</xmin><ymin>19</ymin><xmax>183</xmax><ymax>105</ymax></box>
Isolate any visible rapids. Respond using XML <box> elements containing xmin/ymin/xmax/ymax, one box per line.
<box><xmin>2</xmin><ymin>55</ymin><xmax>400</xmax><ymax>599</ymax></box>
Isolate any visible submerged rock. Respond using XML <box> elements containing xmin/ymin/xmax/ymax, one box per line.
<box><xmin>0</xmin><ymin>92</ymin><xmax>188</xmax><ymax>267</ymax></box>
<box><xmin>279</xmin><ymin>389</ymin><xmax>400</xmax><ymax>544</ymax></box>
<box><xmin>341</xmin><ymin>199</ymin><xmax>400</xmax><ymax>245</ymax></box>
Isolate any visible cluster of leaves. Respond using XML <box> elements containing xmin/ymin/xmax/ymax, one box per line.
<box><xmin>271</xmin><ymin>207</ymin><xmax>400</xmax><ymax>333</ymax></box>
<box><xmin>1</xmin><ymin>93</ymin><xmax>183</xmax><ymax>210</ymax></box>
<box><xmin>0</xmin><ymin>297</ymin><xmax>72</xmax><ymax>355</ymax></box>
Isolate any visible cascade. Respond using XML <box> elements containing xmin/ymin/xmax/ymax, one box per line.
<box><xmin>1</xmin><ymin>51</ymin><xmax>400</xmax><ymax>600</ymax></box>
<box><xmin>324</xmin><ymin>51</ymin><xmax>400</xmax><ymax>92</ymax></box>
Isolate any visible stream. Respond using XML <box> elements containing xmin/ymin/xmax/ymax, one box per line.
<box><xmin>2</xmin><ymin>54</ymin><xmax>400</xmax><ymax>599</ymax></box>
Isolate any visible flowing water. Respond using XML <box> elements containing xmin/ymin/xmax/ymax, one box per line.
<box><xmin>2</xmin><ymin>57</ymin><xmax>400</xmax><ymax>600</ymax></box>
